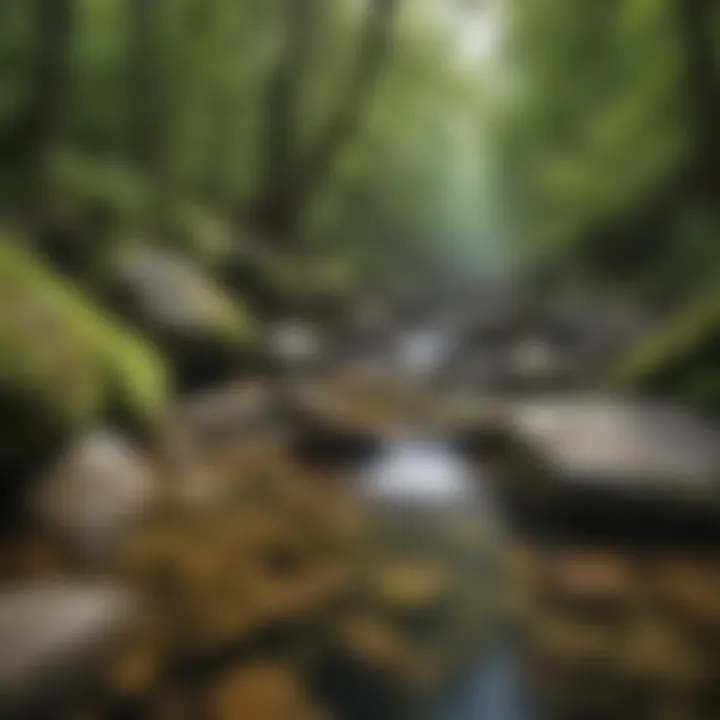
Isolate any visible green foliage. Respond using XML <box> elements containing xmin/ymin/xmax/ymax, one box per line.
<box><xmin>50</xmin><ymin>151</ymin><xmax>151</xmax><ymax>229</ymax></box>
<box><xmin>0</xmin><ymin>0</ymin><xmax>717</xmax><ymax>410</ymax></box>
<box><xmin>613</xmin><ymin>293</ymin><xmax>720</xmax><ymax>410</ymax></box>
<box><xmin>499</xmin><ymin>0</ymin><xmax>687</xmax><ymax>268</ymax></box>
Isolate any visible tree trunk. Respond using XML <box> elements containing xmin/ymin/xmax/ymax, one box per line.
<box><xmin>130</xmin><ymin>0</ymin><xmax>165</xmax><ymax>170</ymax></box>
<box><xmin>677</xmin><ymin>0</ymin><xmax>720</xmax><ymax>206</ymax></box>
<box><xmin>245</xmin><ymin>0</ymin><xmax>318</xmax><ymax>243</ymax></box>
<box><xmin>4</xmin><ymin>0</ymin><xmax>75</xmax><ymax>220</ymax></box>
<box><xmin>129</xmin><ymin>0</ymin><xmax>172</xmax><ymax>235</ymax></box>
<box><xmin>246</xmin><ymin>0</ymin><xmax>401</xmax><ymax>246</ymax></box>
<box><xmin>296</xmin><ymin>0</ymin><xmax>400</xmax><ymax>213</ymax></box>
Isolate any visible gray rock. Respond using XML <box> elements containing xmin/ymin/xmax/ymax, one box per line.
<box><xmin>0</xmin><ymin>583</ymin><xmax>137</xmax><ymax>710</ymax></box>
<box><xmin>268</xmin><ymin>319</ymin><xmax>326</xmax><ymax>370</ymax></box>
<box><xmin>115</xmin><ymin>247</ymin><xmax>228</xmax><ymax>334</ymax></box>
<box><xmin>508</xmin><ymin>396</ymin><xmax>720</xmax><ymax>489</ymax></box>
<box><xmin>111</xmin><ymin>247</ymin><xmax>255</xmax><ymax>386</ymax></box>
<box><xmin>33</xmin><ymin>429</ymin><xmax>157</xmax><ymax>564</ymax></box>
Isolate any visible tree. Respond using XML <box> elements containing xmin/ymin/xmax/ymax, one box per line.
<box><xmin>245</xmin><ymin>0</ymin><xmax>402</xmax><ymax>245</ymax></box>
<box><xmin>676</xmin><ymin>0</ymin><xmax>720</xmax><ymax>207</ymax></box>
<box><xmin>3</xmin><ymin>0</ymin><xmax>75</xmax><ymax>222</ymax></box>
<box><xmin>129</xmin><ymin>0</ymin><xmax>171</xmax><ymax>235</ymax></box>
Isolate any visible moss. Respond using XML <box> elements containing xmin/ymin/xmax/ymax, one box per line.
<box><xmin>612</xmin><ymin>293</ymin><xmax>720</xmax><ymax>410</ymax></box>
<box><xmin>101</xmin><ymin>325</ymin><xmax>170</xmax><ymax>429</ymax></box>
<box><xmin>0</xmin><ymin>237</ymin><xmax>170</xmax><ymax>438</ymax></box>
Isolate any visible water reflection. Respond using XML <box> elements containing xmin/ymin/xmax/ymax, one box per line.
<box><xmin>434</xmin><ymin>637</ymin><xmax>535</xmax><ymax>720</ymax></box>
<box><xmin>352</xmin><ymin>436</ymin><xmax>527</xmax><ymax>720</ymax></box>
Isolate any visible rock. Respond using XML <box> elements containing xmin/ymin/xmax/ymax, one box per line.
<box><xmin>0</xmin><ymin>241</ymin><xmax>168</xmax><ymax>523</ymax></box>
<box><xmin>268</xmin><ymin>319</ymin><xmax>327</xmax><ymax>372</ymax></box>
<box><xmin>33</xmin><ymin>429</ymin><xmax>157</xmax><ymax>565</ymax></box>
<box><xmin>0</xmin><ymin>582</ymin><xmax>138</xmax><ymax>711</ymax></box>
<box><xmin>111</xmin><ymin>247</ymin><xmax>257</xmax><ymax>387</ymax></box>
<box><xmin>392</xmin><ymin>327</ymin><xmax>456</xmax><ymax>381</ymax></box>
<box><xmin>209</xmin><ymin>661</ymin><xmax>329</xmax><ymax>720</ymax></box>
<box><xmin>179</xmin><ymin>381</ymin><xmax>277</xmax><ymax>445</ymax></box>
<box><xmin>509</xmin><ymin>397</ymin><xmax>720</xmax><ymax>489</ymax></box>
<box><xmin>439</xmin><ymin>286</ymin><xmax>654</xmax><ymax>394</ymax></box>
<box><xmin>506</xmin><ymin>396</ymin><xmax>720</xmax><ymax>545</ymax></box>
<box><xmin>347</xmin><ymin>299</ymin><xmax>391</xmax><ymax>336</ymax></box>
<box><xmin>541</xmin><ymin>550</ymin><xmax>640</xmax><ymax>618</ymax></box>
<box><xmin>162</xmin><ymin>381</ymin><xmax>283</xmax><ymax>506</ymax></box>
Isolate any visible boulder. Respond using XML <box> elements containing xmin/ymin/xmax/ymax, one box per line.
<box><xmin>0</xmin><ymin>240</ymin><xmax>168</xmax><ymax>522</ymax></box>
<box><xmin>0</xmin><ymin>582</ymin><xmax>138</xmax><ymax>712</ymax></box>
<box><xmin>111</xmin><ymin>247</ymin><xmax>258</xmax><ymax>388</ymax></box>
<box><xmin>33</xmin><ymin>429</ymin><xmax>157</xmax><ymax>565</ymax></box>
<box><xmin>507</xmin><ymin>396</ymin><xmax>720</xmax><ymax>545</ymax></box>
<box><xmin>509</xmin><ymin>396</ymin><xmax>720</xmax><ymax>488</ymax></box>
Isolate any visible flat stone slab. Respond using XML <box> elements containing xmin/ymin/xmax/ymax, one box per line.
<box><xmin>507</xmin><ymin>396</ymin><xmax>720</xmax><ymax>490</ymax></box>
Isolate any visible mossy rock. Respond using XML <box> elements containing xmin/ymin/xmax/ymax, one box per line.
<box><xmin>223</xmin><ymin>244</ymin><xmax>306</xmax><ymax>318</ymax></box>
<box><xmin>224</xmin><ymin>243</ymin><xmax>356</xmax><ymax>321</ymax></box>
<box><xmin>164</xmin><ymin>201</ymin><xmax>234</xmax><ymax>269</ymax></box>
<box><xmin>0</xmin><ymin>238</ymin><xmax>170</xmax><ymax>481</ymax></box>
<box><xmin>110</xmin><ymin>247</ymin><xmax>260</xmax><ymax>388</ymax></box>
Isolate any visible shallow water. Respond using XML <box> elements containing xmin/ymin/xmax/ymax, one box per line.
<box><xmin>434</xmin><ymin>636</ymin><xmax>535</xmax><ymax>720</ymax></box>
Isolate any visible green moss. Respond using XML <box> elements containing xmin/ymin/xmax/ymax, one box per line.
<box><xmin>612</xmin><ymin>293</ymin><xmax>720</xmax><ymax>410</ymax></box>
<box><xmin>0</xmin><ymin>237</ymin><xmax>170</xmax><ymax>434</ymax></box>
<box><xmin>613</xmin><ymin>294</ymin><xmax>719</xmax><ymax>386</ymax></box>
<box><xmin>190</xmin><ymin>272</ymin><xmax>257</xmax><ymax>348</ymax></box>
